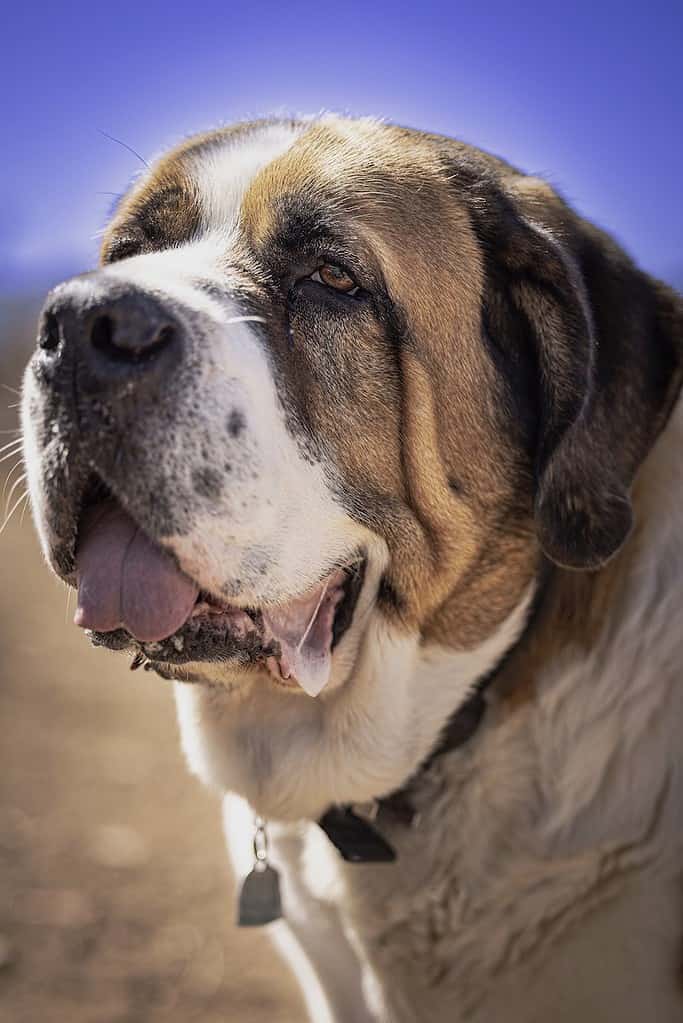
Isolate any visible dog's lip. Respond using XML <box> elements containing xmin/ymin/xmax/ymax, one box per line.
<box><xmin>87</xmin><ymin>556</ymin><xmax>368</xmax><ymax>681</ymax></box>
<box><xmin>51</xmin><ymin>473</ymin><xmax>369</xmax><ymax>693</ymax></box>
<box><xmin>50</xmin><ymin>469</ymin><xmax>349</xmax><ymax>604</ymax></box>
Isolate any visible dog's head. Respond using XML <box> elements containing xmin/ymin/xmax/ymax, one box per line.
<box><xmin>22</xmin><ymin>116</ymin><xmax>681</xmax><ymax>817</ymax></box>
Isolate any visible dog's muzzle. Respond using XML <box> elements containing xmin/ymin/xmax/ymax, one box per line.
<box><xmin>25</xmin><ymin>272</ymin><xmax>370</xmax><ymax>697</ymax></box>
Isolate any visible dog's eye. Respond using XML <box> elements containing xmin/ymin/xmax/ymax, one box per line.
<box><xmin>310</xmin><ymin>264</ymin><xmax>359</xmax><ymax>296</ymax></box>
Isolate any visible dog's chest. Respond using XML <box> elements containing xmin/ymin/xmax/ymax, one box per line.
<box><xmin>284</xmin><ymin>724</ymin><xmax>683</xmax><ymax>1023</ymax></box>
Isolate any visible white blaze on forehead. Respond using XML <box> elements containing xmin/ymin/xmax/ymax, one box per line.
<box><xmin>191</xmin><ymin>121</ymin><xmax>302</xmax><ymax>237</ymax></box>
<box><xmin>100</xmin><ymin>122</ymin><xmax>302</xmax><ymax>305</ymax></box>
<box><xmin>101</xmin><ymin>123</ymin><xmax>303</xmax><ymax>304</ymax></box>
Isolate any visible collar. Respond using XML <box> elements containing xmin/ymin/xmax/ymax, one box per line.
<box><xmin>317</xmin><ymin>686</ymin><xmax>487</xmax><ymax>863</ymax></box>
<box><xmin>317</xmin><ymin>569</ymin><xmax>549</xmax><ymax>863</ymax></box>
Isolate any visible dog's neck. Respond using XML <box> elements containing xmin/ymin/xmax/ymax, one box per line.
<box><xmin>299</xmin><ymin>398</ymin><xmax>683</xmax><ymax>1022</ymax></box>
<box><xmin>324</xmin><ymin>389</ymin><xmax>683</xmax><ymax>861</ymax></box>
<box><xmin>318</xmin><ymin>572</ymin><xmax>550</xmax><ymax>861</ymax></box>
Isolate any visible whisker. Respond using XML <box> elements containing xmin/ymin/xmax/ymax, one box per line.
<box><xmin>0</xmin><ymin>444</ymin><xmax>24</xmax><ymax>465</ymax></box>
<box><xmin>1</xmin><ymin>384</ymin><xmax>20</xmax><ymax>396</ymax></box>
<box><xmin>2</xmin><ymin>459</ymin><xmax>25</xmax><ymax>501</ymax></box>
<box><xmin>5</xmin><ymin>471</ymin><xmax>27</xmax><ymax>516</ymax></box>
<box><xmin>97</xmin><ymin>129</ymin><xmax>150</xmax><ymax>170</ymax></box>
<box><xmin>0</xmin><ymin>490</ymin><xmax>29</xmax><ymax>536</ymax></box>
<box><xmin>64</xmin><ymin>585</ymin><xmax>75</xmax><ymax>625</ymax></box>
<box><xmin>19</xmin><ymin>492</ymin><xmax>30</xmax><ymax>527</ymax></box>
<box><xmin>0</xmin><ymin>457</ymin><xmax>22</xmax><ymax>475</ymax></box>
<box><xmin>224</xmin><ymin>315</ymin><xmax>267</xmax><ymax>325</ymax></box>
<box><xmin>296</xmin><ymin>579</ymin><xmax>330</xmax><ymax>654</ymax></box>
<box><xmin>0</xmin><ymin>436</ymin><xmax>23</xmax><ymax>456</ymax></box>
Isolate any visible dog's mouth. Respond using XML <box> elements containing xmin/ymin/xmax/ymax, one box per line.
<box><xmin>74</xmin><ymin>496</ymin><xmax>366</xmax><ymax>696</ymax></box>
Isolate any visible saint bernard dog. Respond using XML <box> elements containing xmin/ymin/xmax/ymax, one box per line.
<box><xmin>21</xmin><ymin>116</ymin><xmax>683</xmax><ymax>1021</ymax></box>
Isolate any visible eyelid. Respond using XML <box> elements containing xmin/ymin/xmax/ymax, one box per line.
<box><xmin>309</xmin><ymin>267</ymin><xmax>359</xmax><ymax>294</ymax></box>
<box><xmin>318</xmin><ymin>252</ymin><xmax>362</xmax><ymax>279</ymax></box>
<box><xmin>319</xmin><ymin>254</ymin><xmax>386</xmax><ymax>299</ymax></box>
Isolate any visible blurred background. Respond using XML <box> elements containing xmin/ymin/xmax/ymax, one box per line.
<box><xmin>0</xmin><ymin>1</ymin><xmax>681</xmax><ymax>1020</ymax></box>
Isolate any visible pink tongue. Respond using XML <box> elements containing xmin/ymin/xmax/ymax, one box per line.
<box><xmin>75</xmin><ymin>503</ymin><xmax>199</xmax><ymax>642</ymax></box>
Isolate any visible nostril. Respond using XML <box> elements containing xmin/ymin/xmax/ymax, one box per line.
<box><xmin>154</xmin><ymin>325</ymin><xmax>176</xmax><ymax>351</ymax></box>
<box><xmin>89</xmin><ymin>315</ymin><xmax>175</xmax><ymax>364</ymax></box>
<box><xmin>90</xmin><ymin>314</ymin><xmax>115</xmax><ymax>355</ymax></box>
<box><xmin>40</xmin><ymin>311</ymin><xmax>61</xmax><ymax>351</ymax></box>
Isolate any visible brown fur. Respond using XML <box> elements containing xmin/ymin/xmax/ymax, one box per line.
<box><xmin>496</xmin><ymin>434</ymin><xmax>683</xmax><ymax>717</ymax></box>
<box><xmin>237</xmin><ymin>120</ymin><xmax>539</xmax><ymax>648</ymax></box>
<box><xmin>101</xmin><ymin>116</ymin><xmax>682</xmax><ymax>667</ymax></box>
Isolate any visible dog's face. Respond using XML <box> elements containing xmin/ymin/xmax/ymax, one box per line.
<box><xmin>23</xmin><ymin>116</ymin><xmax>667</xmax><ymax>817</ymax></box>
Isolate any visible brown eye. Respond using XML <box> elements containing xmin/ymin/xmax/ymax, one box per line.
<box><xmin>310</xmin><ymin>264</ymin><xmax>359</xmax><ymax>295</ymax></box>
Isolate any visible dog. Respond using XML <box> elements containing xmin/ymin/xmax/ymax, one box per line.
<box><xmin>21</xmin><ymin>115</ymin><xmax>683</xmax><ymax>1021</ymax></box>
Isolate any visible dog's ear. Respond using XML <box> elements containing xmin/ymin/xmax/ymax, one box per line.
<box><xmin>469</xmin><ymin>177</ymin><xmax>682</xmax><ymax>570</ymax></box>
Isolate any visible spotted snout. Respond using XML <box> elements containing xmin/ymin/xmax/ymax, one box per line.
<box><xmin>23</xmin><ymin>252</ymin><xmax>358</xmax><ymax>614</ymax></box>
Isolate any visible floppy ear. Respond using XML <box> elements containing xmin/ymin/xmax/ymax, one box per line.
<box><xmin>469</xmin><ymin>179</ymin><xmax>682</xmax><ymax>570</ymax></box>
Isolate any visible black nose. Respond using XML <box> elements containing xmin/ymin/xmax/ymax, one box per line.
<box><xmin>37</xmin><ymin>274</ymin><xmax>182</xmax><ymax>395</ymax></box>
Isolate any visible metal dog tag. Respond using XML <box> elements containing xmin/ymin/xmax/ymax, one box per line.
<box><xmin>237</xmin><ymin>817</ymin><xmax>282</xmax><ymax>927</ymax></box>
<box><xmin>237</xmin><ymin>863</ymin><xmax>282</xmax><ymax>926</ymax></box>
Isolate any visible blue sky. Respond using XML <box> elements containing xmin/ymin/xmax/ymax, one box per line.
<box><xmin>1</xmin><ymin>1</ymin><xmax>681</xmax><ymax>295</ymax></box>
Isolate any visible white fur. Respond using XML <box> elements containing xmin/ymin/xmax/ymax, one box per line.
<box><xmin>193</xmin><ymin>121</ymin><xmax>301</xmax><ymax>238</ymax></box>
<box><xmin>224</xmin><ymin>794</ymin><xmax>376</xmax><ymax>1023</ymax></box>
<box><xmin>175</xmin><ymin>572</ymin><xmax>534</xmax><ymax>820</ymax></box>
<box><xmin>214</xmin><ymin>585</ymin><xmax>536</xmax><ymax>1022</ymax></box>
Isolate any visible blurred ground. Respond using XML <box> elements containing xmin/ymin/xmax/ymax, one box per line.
<box><xmin>0</xmin><ymin>310</ymin><xmax>305</xmax><ymax>1022</ymax></box>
